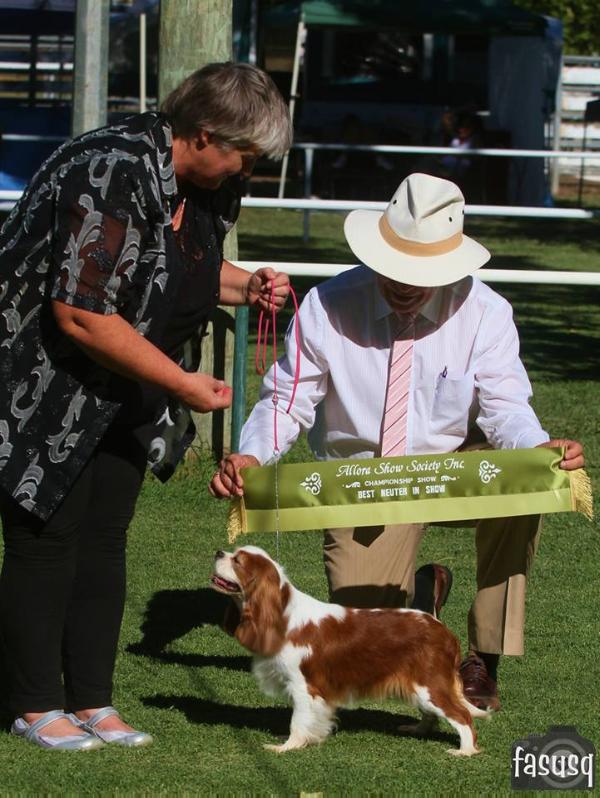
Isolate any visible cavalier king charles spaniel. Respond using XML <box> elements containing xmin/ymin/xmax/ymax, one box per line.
<box><xmin>211</xmin><ymin>545</ymin><xmax>490</xmax><ymax>756</ymax></box>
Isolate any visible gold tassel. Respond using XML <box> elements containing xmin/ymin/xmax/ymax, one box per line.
<box><xmin>570</xmin><ymin>468</ymin><xmax>594</xmax><ymax>520</ymax></box>
<box><xmin>227</xmin><ymin>498</ymin><xmax>244</xmax><ymax>544</ymax></box>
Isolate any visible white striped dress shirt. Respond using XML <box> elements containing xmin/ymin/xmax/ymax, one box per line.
<box><xmin>240</xmin><ymin>266</ymin><xmax>549</xmax><ymax>465</ymax></box>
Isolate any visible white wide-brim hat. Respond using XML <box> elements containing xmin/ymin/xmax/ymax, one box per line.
<box><xmin>344</xmin><ymin>172</ymin><xmax>490</xmax><ymax>287</ymax></box>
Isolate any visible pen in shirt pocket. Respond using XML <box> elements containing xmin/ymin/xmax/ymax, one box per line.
<box><xmin>440</xmin><ymin>365</ymin><xmax>448</xmax><ymax>378</ymax></box>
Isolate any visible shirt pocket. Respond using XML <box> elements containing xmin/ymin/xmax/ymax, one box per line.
<box><xmin>430</xmin><ymin>370</ymin><xmax>475</xmax><ymax>437</ymax></box>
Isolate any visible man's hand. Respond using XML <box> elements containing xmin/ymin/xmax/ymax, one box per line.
<box><xmin>246</xmin><ymin>268</ymin><xmax>290</xmax><ymax>312</ymax></box>
<box><xmin>209</xmin><ymin>454</ymin><xmax>260</xmax><ymax>498</ymax></box>
<box><xmin>537</xmin><ymin>439</ymin><xmax>585</xmax><ymax>471</ymax></box>
<box><xmin>176</xmin><ymin>373</ymin><xmax>232</xmax><ymax>414</ymax></box>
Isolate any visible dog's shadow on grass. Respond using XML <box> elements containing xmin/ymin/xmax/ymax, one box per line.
<box><xmin>127</xmin><ymin>587</ymin><xmax>250</xmax><ymax>672</ymax></box>
<box><xmin>143</xmin><ymin>694</ymin><xmax>457</xmax><ymax>747</ymax></box>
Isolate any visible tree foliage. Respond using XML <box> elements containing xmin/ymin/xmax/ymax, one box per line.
<box><xmin>514</xmin><ymin>0</ymin><xmax>600</xmax><ymax>55</ymax></box>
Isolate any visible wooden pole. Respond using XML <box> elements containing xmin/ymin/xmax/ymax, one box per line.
<box><xmin>71</xmin><ymin>0</ymin><xmax>110</xmax><ymax>137</ymax></box>
<box><xmin>550</xmin><ymin>52</ymin><xmax>563</xmax><ymax>197</ymax></box>
<box><xmin>158</xmin><ymin>0</ymin><xmax>233</xmax><ymax>99</ymax></box>
<box><xmin>158</xmin><ymin>0</ymin><xmax>237</xmax><ymax>460</ymax></box>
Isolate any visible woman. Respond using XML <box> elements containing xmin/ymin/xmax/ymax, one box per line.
<box><xmin>0</xmin><ymin>62</ymin><xmax>292</xmax><ymax>749</ymax></box>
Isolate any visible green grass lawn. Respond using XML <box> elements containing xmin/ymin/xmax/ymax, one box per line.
<box><xmin>0</xmin><ymin>210</ymin><xmax>598</xmax><ymax>795</ymax></box>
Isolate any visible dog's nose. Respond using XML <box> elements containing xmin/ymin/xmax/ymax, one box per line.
<box><xmin>215</xmin><ymin>550</ymin><xmax>225</xmax><ymax>559</ymax></box>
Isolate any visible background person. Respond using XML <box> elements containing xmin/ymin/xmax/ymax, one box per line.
<box><xmin>210</xmin><ymin>172</ymin><xmax>584</xmax><ymax>712</ymax></box>
<box><xmin>0</xmin><ymin>62</ymin><xmax>292</xmax><ymax>750</ymax></box>
<box><xmin>438</xmin><ymin>112</ymin><xmax>485</xmax><ymax>198</ymax></box>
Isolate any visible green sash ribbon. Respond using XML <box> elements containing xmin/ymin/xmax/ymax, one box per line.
<box><xmin>228</xmin><ymin>447</ymin><xmax>592</xmax><ymax>543</ymax></box>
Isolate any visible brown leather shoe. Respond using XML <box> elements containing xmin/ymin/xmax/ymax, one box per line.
<box><xmin>459</xmin><ymin>654</ymin><xmax>501</xmax><ymax>711</ymax></box>
<box><xmin>411</xmin><ymin>564</ymin><xmax>453</xmax><ymax>618</ymax></box>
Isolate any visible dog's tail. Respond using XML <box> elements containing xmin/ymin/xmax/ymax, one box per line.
<box><xmin>453</xmin><ymin>671</ymin><xmax>493</xmax><ymax>720</ymax></box>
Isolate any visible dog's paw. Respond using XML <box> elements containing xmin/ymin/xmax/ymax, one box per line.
<box><xmin>446</xmin><ymin>747</ymin><xmax>480</xmax><ymax>757</ymax></box>
<box><xmin>264</xmin><ymin>737</ymin><xmax>310</xmax><ymax>753</ymax></box>
<box><xmin>264</xmin><ymin>741</ymin><xmax>305</xmax><ymax>753</ymax></box>
<box><xmin>263</xmin><ymin>742</ymin><xmax>287</xmax><ymax>753</ymax></box>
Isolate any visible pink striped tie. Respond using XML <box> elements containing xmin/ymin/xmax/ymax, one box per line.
<box><xmin>381</xmin><ymin>319</ymin><xmax>415</xmax><ymax>457</ymax></box>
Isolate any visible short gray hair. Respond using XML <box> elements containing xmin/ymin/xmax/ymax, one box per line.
<box><xmin>161</xmin><ymin>62</ymin><xmax>293</xmax><ymax>160</ymax></box>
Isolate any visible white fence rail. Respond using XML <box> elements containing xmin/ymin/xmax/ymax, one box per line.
<box><xmin>2</xmin><ymin>191</ymin><xmax>599</xmax><ymax>220</ymax></box>
<box><xmin>2</xmin><ymin>133</ymin><xmax>66</xmax><ymax>142</ymax></box>
<box><xmin>3</xmin><ymin>134</ymin><xmax>600</xmax><ymax>158</ymax></box>
<box><xmin>242</xmin><ymin>197</ymin><xmax>599</xmax><ymax>220</ymax></box>
<box><xmin>293</xmin><ymin>142</ymin><xmax>600</xmax><ymax>159</ymax></box>
<box><xmin>234</xmin><ymin>261</ymin><xmax>600</xmax><ymax>286</ymax></box>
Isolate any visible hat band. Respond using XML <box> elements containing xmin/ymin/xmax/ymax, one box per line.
<box><xmin>379</xmin><ymin>215</ymin><xmax>463</xmax><ymax>257</ymax></box>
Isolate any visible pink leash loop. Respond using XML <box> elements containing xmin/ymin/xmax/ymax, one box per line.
<box><xmin>255</xmin><ymin>313</ymin><xmax>269</xmax><ymax>376</ymax></box>
<box><xmin>270</xmin><ymin>283</ymin><xmax>279</xmax><ymax>452</ymax></box>
<box><xmin>255</xmin><ymin>281</ymin><xmax>302</xmax><ymax>454</ymax></box>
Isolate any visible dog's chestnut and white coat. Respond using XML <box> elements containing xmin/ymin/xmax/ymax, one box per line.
<box><xmin>211</xmin><ymin>546</ymin><xmax>489</xmax><ymax>755</ymax></box>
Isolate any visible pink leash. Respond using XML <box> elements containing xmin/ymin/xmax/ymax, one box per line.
<box><xmin>255</xmin><ymin>283</ymin><xmax>301</xmax><ymax>454</ymax></box>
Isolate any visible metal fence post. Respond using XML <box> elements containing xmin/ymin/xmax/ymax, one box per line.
<box><xmin>303</xmin><ymin>146</ymin><xmax>314</xmax><ymax>243</ymax></box>
<box><xmin>231</xmin><ymin>305</ymin><xmax>249</xmax><ymax>453</ymax></box>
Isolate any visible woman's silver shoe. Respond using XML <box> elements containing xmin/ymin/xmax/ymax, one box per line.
<box><xmin>71</xmin><ymin>706</ymin><xmax>153</xmax><ymax>747</ymax></box>
<box><xmin>11</xmin><ymin>709</ymin><xmax>104</xmax><ymax>750</ymax></box>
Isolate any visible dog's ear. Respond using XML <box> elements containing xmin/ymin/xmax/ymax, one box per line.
<box><xmin>235</xmin><ymin>579</ymin><xmax>290</xmax><ymax>656</ymax></box>
<box><xmin>222</xmin><ymin>598</ymin><xmax>241</xmax><ymax>636</ymax></box>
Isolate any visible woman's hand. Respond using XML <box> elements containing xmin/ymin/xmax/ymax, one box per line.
<box><xmin>245</xmin><ymin>267</ymin><xmax>290</xmax><ymax>312</ymax></box>
<box><xmin>209</xmin><ymin>454</ymin><xmax>260</xmax><ymax>498</ymax></box>
<box><xmin>218</xmin><ymin>261</ymin><xmax>290</xmax><ymax>309</ymax></box>
<box><xmin>537</xmin><ymin>439</ymin><xmax>585</xmax><ymax>470</ymax></box>
<box><xmin>176</xmin><ymin>373</ymin><xmax>232</xmax><ymax>414</ymax></box>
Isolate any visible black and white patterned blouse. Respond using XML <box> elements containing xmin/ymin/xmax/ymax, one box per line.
<box><xmin>0</xmin><ymin>112</ymin><xmax>240</xmax><ymax>519</ymax></box>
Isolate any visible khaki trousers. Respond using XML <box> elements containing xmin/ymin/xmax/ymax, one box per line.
<box><xmin>324</xmin><ymin>513</ymin><xmax>541</xmax><ymax>657</ymax></box>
